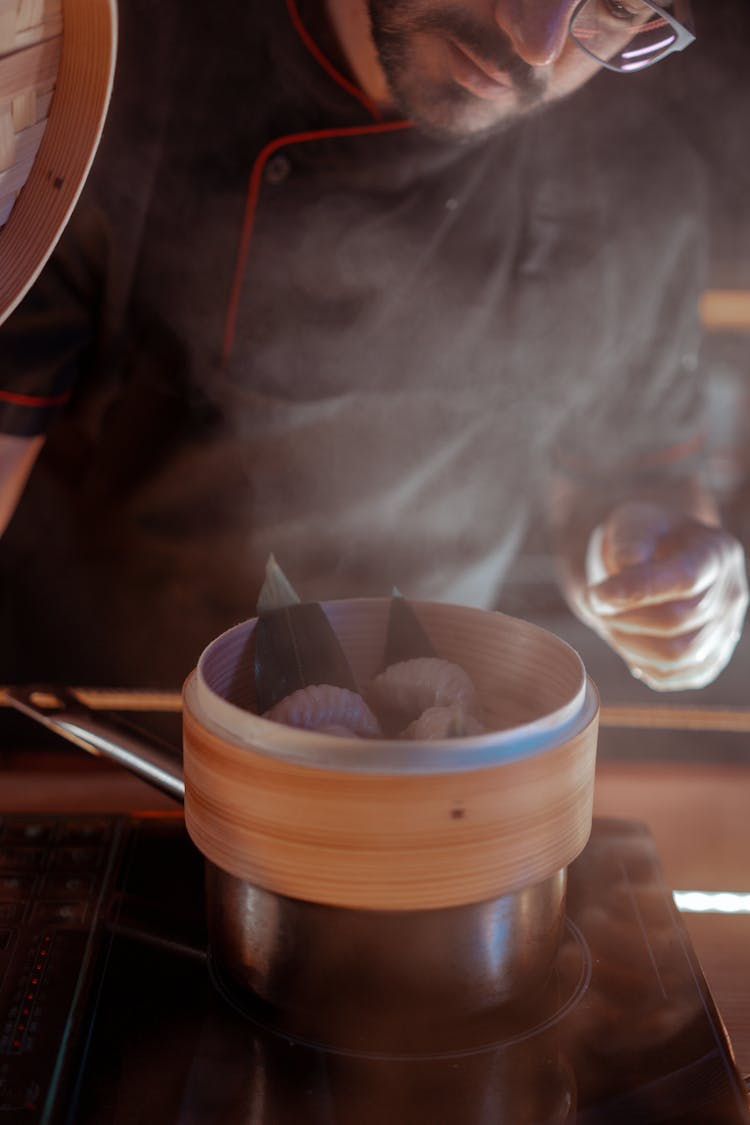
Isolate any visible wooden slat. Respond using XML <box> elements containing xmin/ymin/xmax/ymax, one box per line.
<box><xmin>17</xmin><ymin>0</ymin><xmax>46</xmax><ymax>33</ymax></box>
<box><xmin>0</xmin><ymin>0</ymin><xmax>16</xmax><ymax>55</ymax></box>
<box><xmin>0</xmin><ymin>35</ymin><xmax>61</xmax><ymax>100</ymax></box>
<box><xmin>0</xmin><ymin>105</ymin><xmax>14</xmax><ymax>168</ymax></box>
<box><xmin>0</xmin><ymin>0</ymin><xmax>62</xmax><ymax>53</ymax></box>
<box><xmin>0</xmin><ymin>118</ymin><xmax>49</xmax><ymax>189</ymax></box>
<box><xmin>700</xmin><ymin>290</ymin><xmax>750</xmax><ymax>332</ymax></box>
<box><xmin>11</xmin><ymin>88</ymin><xmax>36</xmax><ymax>130</ymax></box>
<box><xmin>15</xmin><ymin>9</ymin><xmax>63</xmax><ymax>51</ymax></box>
<box><xmin>600</xmin><ymin>704</ymin><xmax>750</xmax><ymax>733</ymax></box>
<box><xmin>0</xmin><ymin>686</ymin><xmax>185</xmax><ymax>712</ymax></box>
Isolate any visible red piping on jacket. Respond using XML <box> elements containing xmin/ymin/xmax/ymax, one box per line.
<box><xmin>0</xmin><ymin>389</ymin><xmax>71</xmax><ymax>408</ymax></box>
<box><xmin>220</xmin><ymin>0</ymin><xmax>412</xmax><ymax>366</ymax></box>
<box><xmin>221</xmin><ymin>120</ymin><xmax>411</xmax><ymax>365</ymax></box>
<box><xmin>285</xmin><ymin>0</ymin><xmax>385</xmax><ymax>122</ymax></box>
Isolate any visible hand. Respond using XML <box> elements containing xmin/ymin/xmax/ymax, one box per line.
<box><xmin>577</xmin><ymin>502</ymin><xmax>748</xmax><ymax>691</ymax></box>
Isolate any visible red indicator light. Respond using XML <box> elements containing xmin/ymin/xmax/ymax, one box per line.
<box><xmin>31</xmin><ymin>978</ymin><xmax>38</xmax><ymax>986</ymax></box>
<box><xmin>26</xmin><ymin>993</ymin><xmax>33</xmax><ymax>1000</ymax></box>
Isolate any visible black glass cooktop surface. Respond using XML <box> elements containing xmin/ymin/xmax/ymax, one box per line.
<box><xmin>0</xmin><ymin>813</ymin><xmax>748</xmax><ymax>1124</ymax></box>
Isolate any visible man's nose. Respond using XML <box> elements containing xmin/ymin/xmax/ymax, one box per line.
<box><xmin>493</xmin><ymin>1</ymin><xmax>576</xmax><ymax>67</ymax></box>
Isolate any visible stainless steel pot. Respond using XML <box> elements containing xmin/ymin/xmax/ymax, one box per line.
<box><xmin>7</xmin><ymin>683</ymin><xmax>569</xmax><ymax>1052</ymax></box>
<box><xmin>206</xmin><ymin>862</ymin><xmax>567</xmax><ymax>1051</ymax></box>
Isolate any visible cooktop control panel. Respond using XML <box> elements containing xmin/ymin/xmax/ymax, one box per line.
<box><xmin>0</xmin><ymin>815</ymin><xmax>125</xmax><ymax>1123</ymax></box>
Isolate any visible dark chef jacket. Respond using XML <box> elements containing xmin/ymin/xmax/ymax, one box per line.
<box><xmin>0</xmin><ymin>0</ymin><xmax>708</xmax><ymax>688</ymax></box>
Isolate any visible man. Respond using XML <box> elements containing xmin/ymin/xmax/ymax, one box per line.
<box><xmin>0</xmin><ymin>0</ymin><xmax>746</xmax><ymax>691</ymax></box>
<box><xmin>327</xmin><ymin>0</ymin><xmax>665</xmax><ymax>135</ymax></box>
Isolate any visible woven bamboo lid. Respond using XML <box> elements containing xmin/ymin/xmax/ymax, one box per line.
<box><xmin>0</xmin><ymin>0</ymin><xmax>116</xmax><ymax>325</ymax></box>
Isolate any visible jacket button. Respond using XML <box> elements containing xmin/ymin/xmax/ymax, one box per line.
<box><xmin>265</xmin><ymin>154</ymin><xmax>291</xmax><ymax>184</ymax></box>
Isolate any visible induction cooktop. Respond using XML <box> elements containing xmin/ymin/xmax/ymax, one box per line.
<box><xmin>0</xmin><ymin>813</ymin><xmax>748</xmax><ymax>1124</ymax></box>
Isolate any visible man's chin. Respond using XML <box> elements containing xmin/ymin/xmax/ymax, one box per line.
<box><xmin>389</xmin><ymin>82</ymin><xmax>543</xmax><ymax>141</ymax></box>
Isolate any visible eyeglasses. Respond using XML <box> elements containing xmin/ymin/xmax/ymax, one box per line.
<box><xmin>569</xmin><ymin>0</ymin><xmax>695</xmax><ymax>73</ymax></box>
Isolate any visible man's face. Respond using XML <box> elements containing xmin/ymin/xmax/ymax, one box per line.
<box><xmin>367</xmin><ymin>0</ymin><xmax>608</xmax><ymax>138</ymax></box>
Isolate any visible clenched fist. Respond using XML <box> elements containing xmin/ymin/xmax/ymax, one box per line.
<box><xmin>575</xmin><ymin>501</ymin><xmax>748</xmax><ymax>690</ymax></box>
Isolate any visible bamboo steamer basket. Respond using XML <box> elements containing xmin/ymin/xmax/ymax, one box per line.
<box><xmin>184</xmin><ymin>599</ymin><xmax>599</xmax><ymax>912</ymax></box>
<box><xmin>0</xmin><ymin>0</ymin><xmax>116</xmax><ymax>324</ymax></box>
<box><xmin>182</xmin><ymin>599</ymin><xmax>599</xmax><ymax>1050</ymax></box>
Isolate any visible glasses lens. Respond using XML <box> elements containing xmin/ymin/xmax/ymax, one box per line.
<box><xmin>571</xmin><ymin>1</ymin><xmax>679</xmax><ymax>71</ymax></box>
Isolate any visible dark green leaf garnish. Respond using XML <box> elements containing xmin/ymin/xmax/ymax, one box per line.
<box><xmin>253</xmin><ymin>603</ymin><xmax>358</xmax><ymax>713</ymax></box>
<box><xmin>383</xmin><ymin>590</ymin><xmax>436</xmax><ymax>668</ymax></box>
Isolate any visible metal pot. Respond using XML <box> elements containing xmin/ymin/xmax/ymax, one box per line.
<box><xmin>206</xmin><ymin>863</ymin><xmax>567</xmax><ymax>1052</ymax></box>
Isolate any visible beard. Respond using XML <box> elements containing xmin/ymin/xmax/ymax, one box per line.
<box><xmin>367</xmin><ymin>0</ymin><xmax>548</xmax><ymax>139</ymax></box>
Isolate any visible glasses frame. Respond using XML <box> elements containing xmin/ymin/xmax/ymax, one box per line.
<box><xmin>569</xmin><ymin>0</ymin><xmax>696</xmax><ymax>73</ymax></box>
